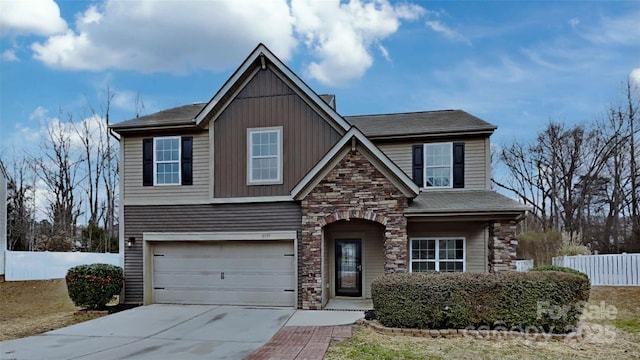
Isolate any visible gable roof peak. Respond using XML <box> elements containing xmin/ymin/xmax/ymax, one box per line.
<box><xmin>193</xmin><ymin>44</ymin><xmax>350</xmax><ymax>133</ymax></box>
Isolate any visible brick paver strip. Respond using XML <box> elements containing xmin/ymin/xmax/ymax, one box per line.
<box><xmin>245</xmin><ymin>325</ymin><xmax>353</xmax><ymax>360</ymax></box>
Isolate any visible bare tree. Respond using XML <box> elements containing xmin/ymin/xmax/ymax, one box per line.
<box><xmin>495</xmin><ymin>79</ymin><xmax>639</xmax><ymax>253</ymax></box>
<box><xmin>1</xmin><ymin>157</ymin><xmax>35</xmax><ymax>251</ymax></box>
<box><xmin>624</xmin><ymin>80</ymin><xmax>639</xmax><ymax>252</ymax></box>
<box><xmin>101</xmin><ymin>88</ymin><xmax>119</xmax><ymax>250</ymax></box>
<box><xmin>493</xmin><ymin>139</ymin><xmax>552</xmax><ymax>230</ymax></box>
<box><xmin>31</xmin><ymin>117</ymin><xmax>83</xmax><ymax>249</ymax></box>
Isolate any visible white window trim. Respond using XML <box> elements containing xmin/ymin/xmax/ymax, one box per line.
<box><xmin>423</xmin><ymin>142</ymin><xmax>453</xmax><ymax>189</ymax></box>
<box><xmin>153</xmin><ymin>136</ymin><xmax>181</xmax><ymax>186</ymax></box>
<box><xmin>409</xmin><ymin>237</ymin><xmax>466</xmax><ymax>272</ymax></box>
<box><xmin>247</xmin><ymin>126</ymin><xmax>283</xmax><ymax>185</ymax></box>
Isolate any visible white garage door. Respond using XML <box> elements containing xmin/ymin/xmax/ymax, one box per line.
<box><xmin>152</xmin><ymin>240</ymin><xmax>295</xmax><ymax>307</ymax></box>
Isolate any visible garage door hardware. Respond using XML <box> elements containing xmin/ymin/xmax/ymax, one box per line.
<box><xmin>284</xmin><ymin>253</ymin><xmax>294</xmax><ymax>256</ymax></box>
<box><xmin>154</xmin><ymin>254</ymin><xmax>165</xmax><ymax>256</ymax></box>
<box><xmin>221</xmin><ymin>272</ymin><xmax>224</xmax><ymax>279</ymax></box>
<box><xmin>154</xmin><ymin>287</ymin><xmax>165</xmax><ymax>290</ymax></box>
<box><xmin>284</xmin><ymin>289</ymin><xmax>295</xmax><ymax>292</ymax></box>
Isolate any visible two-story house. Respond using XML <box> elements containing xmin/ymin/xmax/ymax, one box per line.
<box><xmin>110</xmin><ymin>44</ymin><xmax>528</xmax><ymax>309</ymax></box>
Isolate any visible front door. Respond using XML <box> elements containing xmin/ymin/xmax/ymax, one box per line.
<box><xmin>335</xmin><ymin>239</ymin><xmax>362</xmax><ymax>297</ymax></box>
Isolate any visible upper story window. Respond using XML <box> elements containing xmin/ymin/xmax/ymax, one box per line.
<box><xmin>412</xmin><ymin>142</ymin><xmax>464</xmax><ymax>189</ymax></box>
<box><xmin>424</xmin><ymin>142</ymin><xmax>452</xmax><ymax>188</ymax></box>
<box><xmin>410</xmin><ymin>237</ymin><xmax>466</xmax><ymax>272</ymax></box>
<box><xmin>142</xmin><ymin>136</ymin><xmax>193</xmax><ymax>186</ymax></box>
<box><xmin>247</xmin><ymin>127</ymin><xmax>282</xmax><ymax>184</ymax></box>
<box><xmin>154</xmin><ymin>137</ymin><xmax>181</xmax><ymax>185</ymax></box>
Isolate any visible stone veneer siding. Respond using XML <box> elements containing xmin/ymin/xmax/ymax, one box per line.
<box><xmin>300</xmin><ymin>147</ymin><xmax>409</xmax><ymax>309</ymax></box>
<box><xmin>488</xmin><ymin>220</ymin><xmax>518</xmax><ymax>272</ymax></box>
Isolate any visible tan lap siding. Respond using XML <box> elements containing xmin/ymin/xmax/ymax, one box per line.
<box><xmin>377</xmin><ymin>137</ymin><xmax>488</xmax><ymax>190</ymax></box>
<box><xmin>407</xmin><ymin>221</ymin><xmax>488</xmax><ymax>273</ymax></box>
<box><xmin>123</xmin><ymin>131</ymin><xmax>210</xmax><ymax>204</ymax></box>
<box><xmin>123</xmin><ymin>202</ymin><xmax>302</xmax><ymax>304</ymax></box>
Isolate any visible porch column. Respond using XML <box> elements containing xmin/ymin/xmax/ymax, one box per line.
<box><xmin>383</xmin><ymin>216</ymin><xmax>408</xmax><ymax>274</ymax></box>
<box><xmin>301</xmin><ymin>215</ymin><xmax>323</xmax><ymax>310</ymax></box>
<box><xmin>488</xmin><ymin>220</ymin><xmax>518</xmax><ymax>272</ymax></box>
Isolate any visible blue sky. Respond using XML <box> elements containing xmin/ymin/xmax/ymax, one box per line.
<box><xmin>1</xmin><ymin>0</ymin><xmax>639</xmax><ymax>158</ymax></box>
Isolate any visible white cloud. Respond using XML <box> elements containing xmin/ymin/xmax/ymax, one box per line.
<box><xmin>0</xmin><ymin>0</ymin><xmax>67</xmax><ymax>37</ymax></box>
<box><xmin>2</xmin><ymin>49</ymin><xmax>19</xmax><ymax>61</ymax></box>
<box><xmin>292</xmin><ymin>0</ymin><xmax>425</xmax><ymax>86</ymax></box>
<box><xmin>31</xmin><ymin>0</ymin><xmax>296</xmax><ymax>73</ymax></box>
<box><xmin>584</xmin><ymin>11</ymin><xmax>640</xmax><ymax>46</ymax></box>
<box><xmin>631</xmin><ymin>68</ymin><xmax>640</xmax><ymax>86</ymax></box>
<box><xmin>28</xmin><ymin>0</ymin><xmax>425</xmax><ymax>85</ymax></box>
<box><xmin>425</xmin><ymin>20</ymin><xmax>470</xmax><ymax>45</ymax></box>
<box><xmin>568</xmin><ymin>18</ymin><xmax>580</xmax><ymax>28</ymax></box>
<box><xmin>378</xmin><ymin>44</ymin><xmax>391</xmax><ymax>63</ymax></box>
<box><xmin>29</xmin><ymin>106</ymin><xmax>49</xmax><ymax>123</ymax></box>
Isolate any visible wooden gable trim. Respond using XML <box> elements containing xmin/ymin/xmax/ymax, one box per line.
<box><xmin>194</xmin><ymin>43</ymin><xmax>350</xmax><ymax>133</ymax></box>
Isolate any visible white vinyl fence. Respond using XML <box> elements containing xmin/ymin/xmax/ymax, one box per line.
<box><xmin>515</xmin><ymin>259</ymin><xmax>534</xmax><ymax>272</ymax></box>
<box><xmin>4</xmin><ymin>250</ymin><xmax>121</xmax><ymax>281</ymax></box>
<box><xmin>552</xmin><ymin>253</ymin><xmax>640</xmax><ymax>286</ymax></box>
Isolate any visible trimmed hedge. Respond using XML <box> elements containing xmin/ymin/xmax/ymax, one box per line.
<box><xmin>531</xmin><ymin>264</ymin><xmax>589</xmax><ymax>279</ymax></box>
<box><xmin>371</xmin><ymin>271</ymin><xmax>590</xmax><ymax>333</ymax></box>
<box><xmin>66</xmin><ymin>263</ymin><xmax>124</xmax><ymax>310</ymax></box>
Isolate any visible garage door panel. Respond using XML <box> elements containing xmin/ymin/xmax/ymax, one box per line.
<box><xmin>154</xmin><ymin>288</ymin><xmax>296</xmax><ymax>306</ymax></box>
<box><xmin>153</xmin><ymin>257</ymin><xmax>293</xmax><ymax>272</ymax></box>
<box><xmin>152</xmin><ymin>240</ymin><xmax>295</xmax><ymax>307</ymax></box>
<box><xmin>154</xmin><ymin>272</ymin><xmax>295</xmax><ymax>288</ymax></box>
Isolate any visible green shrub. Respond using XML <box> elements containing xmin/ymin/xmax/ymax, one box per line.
<box><xmin>531</xmin><ymin>264</ymin><xmax>589</xmax><ymax>279</ymax></box>
<box><xmin>66</xmin><ymin>263</ymin><xmax>124</xmax><ymax>310</ymax></box>
<box><xmin>371</xmin><ymin>271</ymin><xmax>590</xmax><ymax>333</ymax></box>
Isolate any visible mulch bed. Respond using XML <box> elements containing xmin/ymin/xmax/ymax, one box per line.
<box><xmin>74</xmin><ymin>303</ymin><xmax>141</xmax><ymax>316</ymax></box>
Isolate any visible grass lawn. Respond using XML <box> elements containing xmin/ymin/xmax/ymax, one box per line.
<box><xmin>0</xmin><ymin>279</ymin><xmax>103</xmax><ymax>341</ymax></box>
<box><xmin>325</xmin><ymin>286</ymin><xmax>640</xmax><ymax>360</ymax></box>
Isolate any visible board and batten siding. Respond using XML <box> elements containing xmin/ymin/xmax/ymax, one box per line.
<box><xmin>214</xmin><ymin>68</ymin><xmax>342</xmax><ymax>198</ymax></box>
<box><xmin>325</xmin><ymin>220</ymin><xmax>385</xmax><ymax>299</ymax></box>
<box><xmin>123</xmin><ymin>202</ymin><xmax>302</xmax><ymax>303</ymax></box>
<box><xmin>407</xmin><ymin>221</ymin><xmax>488</xmax><ymax>273</ymax></box>
<box><xmin>123</xmin><ymin>131</ymin><xmax>210</xmax><ymax>204</ymax></box>
<box><xmin>377</xmin><ymin>137</ymin><xmax>489</xmax><ymax>190</ymax></box>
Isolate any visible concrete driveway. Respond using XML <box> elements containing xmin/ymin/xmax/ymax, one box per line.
<box><xmin>0</xmin><ymin>305</ymin><xmax>294</xmax><ymax>360</ymax></box>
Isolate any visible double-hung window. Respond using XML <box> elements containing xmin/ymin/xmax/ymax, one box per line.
<box><xmin>142</xmin><ymin>136</ymin><xmax>193</xmax><ymax>186</ymax></box>
<box><xmin>424</xmin><ymin>142</ymin><xmax>452</xmax><ymax>188</ymax></box>
<box><xmin>412</xmin><ymin>142</ymin><xmax>464</xmax><ymax>189</ymax></box>
<box><xmin>410</xmin><ymin>238</ymin><xmax>466</xmax><ymax>272</ymax></box>
<box><xmin>154</xmin><ymin>137</ymin><xmax>181</xmax><ymax>185</ymax></box>
<box><xmin>248</xmin><ymin>127</ymin><xmax>282</xmax><ymax>184</ymax></box>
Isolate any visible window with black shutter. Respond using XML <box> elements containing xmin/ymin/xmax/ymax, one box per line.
<box><xmin>142</xmin><ymin>136</ymin><xmax>193</xmax><ymax>186</ymax></box>
<box><xmin>413</xmin><ymin>142</ymin><xmax>465</xmax><ymax>189</ymax></box>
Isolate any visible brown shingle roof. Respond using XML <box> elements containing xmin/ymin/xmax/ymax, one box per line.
<box><xmin>407</xmin><ymin>190</ymin><xmax>529</xmax><ymax>216</ymax></box>
<box><xmin>110</xmin><ymin>103</ymin><xmax>205</xmax><ymax>132</ymax></box>
<box><xmin>345</xmin><ymin>110</ymin><xmax>497</xmax><ymax>139</ymax></box>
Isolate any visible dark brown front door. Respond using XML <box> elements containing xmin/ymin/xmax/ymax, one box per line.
<box><xmin>335</xmin><ymin>239</ymin><xmax>362</xmax><ymax>297</ymax></box>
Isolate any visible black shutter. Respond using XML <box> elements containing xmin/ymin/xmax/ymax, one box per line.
<box><xmin>181</xmin><ymin>136</ymin><xmax>193</xmax><ymax>186</ymax></box>
<box><xmin>142</xmin><ymin>138</ymin><xmax>153</xmax><ymax>186</ymax></box>
<box><xmin>453</xmin><ymin>142</ymin><xmax>465</xmax><ymax>188</ymax></box>
<box><xmin>412</xmin><ymin>144</ymin><xmax>423</xmax><ymax>187</ymax></box>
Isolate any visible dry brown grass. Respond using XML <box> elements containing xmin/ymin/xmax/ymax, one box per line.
<box><xmin>0</xmin><ymin>279</ymin><xmax>102</xmax><ymax>341</ymax></box>
<box><xmin>326</xmin><ymin>286</ymin><xmax>640</xmax><ymax>360</ymax></box>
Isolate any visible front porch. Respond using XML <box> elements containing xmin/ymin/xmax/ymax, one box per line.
<box><xmin>324</xmin><ymin>298</ymin><xmax>373</xmax><ymax>311</ymax></box>
<box><xmin>321</xmin><ymin>219</ymin><xmax>385</xmax><ymax>308</ymax></box>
